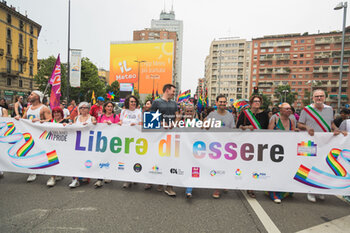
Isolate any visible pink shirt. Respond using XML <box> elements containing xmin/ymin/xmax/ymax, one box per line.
<box><xmin>98</xmin><ymin>114</ymin><xmax>120</xmax><ymax>124</ymax></box>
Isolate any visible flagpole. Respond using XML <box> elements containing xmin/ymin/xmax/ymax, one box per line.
<box><xmin>66</xmin><ymin>0</ymin><xmax>71</xmax><ymax>102</ymax></box>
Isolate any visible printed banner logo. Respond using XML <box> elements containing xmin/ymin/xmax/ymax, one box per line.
<box><xmin>235</xmin><ymin>169</ymin><xmax>242</xmax><ymax>176</ymax></box>
<box><xmin>297</xmin><ymin>140</ymin><xmax>317</xmax><ymax>156</ymax></box>
<box><xmin>143</xmin><ymin>111</ymin><xmax>161</xmax><ymax>129</ymax></box>
<box><xmin>133</xmin><ymin>163</ymin><xmax>142</xmax><ymax>173</ymax></box>
<box><xmin>39</xmin><ymin>130</ymin><xmax>68</xmax><ymax>142</ymax></box>
<box><xmin>210</xmin><ymin>170</ymin><xmax>225</xmax><ymax>176</ymax></box>
<box><xmin>85</xmin><ymin>160</ymin><xmax>92</xmax><ymax>168</ymax></box>
<box><xmin>149</xmin><ymin>165</ymin><xmax>162</xmax><ymax>174</ymax></box>
<box><xmin>170</xmin><ymin>168</ymin><xmax>184</xmax><ymax>175</ymax></box>
<box><xmin>252</xmin><ymin>172</ymin><xmax>269</xmax><ymax>179</ymax></box>
<box><xmin>99</xmin><ymin>162</ymin><xmax>110</xmax><ymax>169</ymax></box>
<box><xmin>192</xmin><ymin>167</ymin><xmax>200</xmax><ymax>178</ymax></box>
<box><xmin>118</xmin><ymin>162</ymin><xmax>125</xmax><ymax>170</ymax></box>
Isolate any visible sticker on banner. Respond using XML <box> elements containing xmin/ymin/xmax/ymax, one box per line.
<box><xmin>170</xmin><ymin>168</ymin><xmax>184</xmax><ymax>175</ymax></box>
<box><xmin>297</xmin><ymin>140</ymin><xmax>317</xmax><ymax>156</ymax></box>
<box><xmin>134</xmin><ymin>163</ymin><xmax>142</xmax><ymax>173</ymax></box>
<box><xmin>192</xmin><ymin>167</ymin><xmax>200</xmax><ymax>178</ymax></box>
<box><xmin>118</xmin><ymin>162</ymin><xmax>125</xmax><ymax>170</ymax></box>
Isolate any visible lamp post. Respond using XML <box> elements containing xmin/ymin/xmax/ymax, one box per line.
<box><xmin>218</xmin><ymin>50</ymin><xmax>222</xmax><ymax>96</ymax></box>
<box><xmin>66</xmin><ymin>0</ymin><xmax>71</xmax><ymax>102</ymax></box>
<box><xmin>282</xmin><ymin>90</ymin><xmax>289</xmax><ymax>102</ymax></box>
<box><xmin>134</xmin><ymin>60</ymin><xmax>146</xmax><ymax>94</ymax></box>
<box><xmin>334</xmin><ymin>1</ymin><xmax>348</xmax><ymax>112</ymax></box>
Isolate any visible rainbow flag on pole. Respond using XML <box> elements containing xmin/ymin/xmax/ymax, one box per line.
<box><xmin>177</xmin><ymin>90</ymin><xmax>191</xmax><ymax>102</ymax></box>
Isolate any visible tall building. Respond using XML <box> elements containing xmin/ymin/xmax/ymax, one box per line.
<box><xmin>98</xmin><ymin>68</ymin><xmax>109</xmax><ymax>85</ymax></box>
<box><xmin>195</xmin><ymin>78</ymin><xmax>205</xmax><ymax>97</ymax></box>
<box><xmin>205</xmin><ymin>38</ymin><xmax>251</xmax><ymax>105</ymax></box>
<box><xmin>251</xmin><ymin>29</ymin><xmax>350</xmax><ymax>109</ymax></box>
<box><xmin>0</xmin><ymin>2</ymin><xmax>41</xmax><ymax>102</ymax></box>
<box><xmin>151</xmin><ymin>9</ymin><xmax>183</xmax><ymax>90</ymax></box>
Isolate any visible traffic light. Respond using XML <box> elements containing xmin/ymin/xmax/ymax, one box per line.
<box><xmin>253</xmin><ymin>86</ymin><xmax>259</xmax><ymax>94</ymax></box>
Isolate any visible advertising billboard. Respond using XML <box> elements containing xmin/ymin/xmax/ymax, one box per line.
<box><xmin>109</xmin><ymin>40</ymin><xmax>174</xmax><ymax>94</ymax></box>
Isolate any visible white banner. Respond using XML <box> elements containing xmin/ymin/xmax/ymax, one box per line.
<box><xmin>69</xmin><ymin>49</ymin><xmax>82</xmax><ymax>87</ymax></box>
<box><xmin>0</xmin><ymin>118</ymin><xmax>350</xmax><ymax>195</ymax></box>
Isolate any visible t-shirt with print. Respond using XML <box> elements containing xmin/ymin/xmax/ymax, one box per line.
<box><xmin>120</xmin><ymin>109</ymin><xmax>142</xmax><ymax>126</ymax></box>
<box><xmin>206</xmin><ymin>110</ymin><xmax>235</xmax><ymax>129</ymax></box>
<box><xmin>98</xmin><ymin>114</ymin><xmax>120</xmax><ymax>124</ymax></box>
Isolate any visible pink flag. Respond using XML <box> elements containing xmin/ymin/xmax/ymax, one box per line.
<box><xmin>49</xmin><ymin>54</ymin><xmax>61</xmax><ymax>109</ymax></box>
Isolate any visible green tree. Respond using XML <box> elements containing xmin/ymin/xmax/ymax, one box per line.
<box><xmin>133</xmin><ymin>89</ymin><xmax>140</xmax><ymax>101</ymax></box>
<box><xmin>105</xmin><ymin>81</ymin><xmax>120</xmax><ymax>101</ymax></box>
<box><xmin>274</xmin><ymin>85</ymin><xmax>297</xmax><ymax>105</ymax></box>
<box><xmin>144</xmin><ymin>94</ymin><xmax>153</xmax><ymax>103</ymax></box>
<box><xmin>260</xmin><ymin>93</ymin><xmax>273</xmax><ymax>110</ymax></box>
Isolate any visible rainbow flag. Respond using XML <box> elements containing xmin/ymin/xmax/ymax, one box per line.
<box><xmin>155</xmin><ymin>89</ymin><xmax>160</xmax><ymax>100</ymax></box>
<box><xmin>177</xmin><ymin>90</ymin><xmax>191</xmax><ymax>102</ymax></box>
<box><xmin>197</xmin><ymin>94</ymin><xmax>203</xmax><ymax>112</ymax></box>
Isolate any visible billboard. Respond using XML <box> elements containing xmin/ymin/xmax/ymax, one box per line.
<box><xmin>109</xmin><ymin>40</ymin><xmax>174</xmax><ymax>94</ymax></box>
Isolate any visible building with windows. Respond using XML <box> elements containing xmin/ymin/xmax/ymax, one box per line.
<box><xmin>151</xmin><ymin>9</ymin><xmax>183</xmax><ymax>90</ymax></box>
<box><xmin>204</xmin><ymin>38</ymin><xmax>251</xmax><ymax>105</ymax></box>
<box><xmin>98</xmin><ymin>68</ymin><xmax>109</xmax><ymax>85</ymax></box>
<box><xmin>251</xmin><ymin>29</ymin><xmax>350</xmax><ymax>109</ymax></box>
<box><xmin>0</xmin><ymin>2</ymin><xmax>41</xmax><ymax>102</ymax></box>
<box><xmin>195</xmin><ymin>78</ymin><xmax>205</xmax><ymax>97</ymax></box>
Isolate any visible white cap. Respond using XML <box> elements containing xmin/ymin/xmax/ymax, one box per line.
<box><xmin>32</xmin><ymin>90</ymin><xmax>44</xmax><ymax>102</ymax></box>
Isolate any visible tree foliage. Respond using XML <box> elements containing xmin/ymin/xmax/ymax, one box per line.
<box><xmin>274</xmin><ymin>85</ymin><xmax>297</xmax><ymax>105</ymax></box>
<box><xmin>105</xmin><ymin>81</ymin><xmax>120</xmax><ymax>101</ymax></box>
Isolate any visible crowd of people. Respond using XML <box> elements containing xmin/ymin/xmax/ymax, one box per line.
<box><xmin>0</xmin><ymin>84</ymin><xmax>349</xmax><ymax>204</ymax></box>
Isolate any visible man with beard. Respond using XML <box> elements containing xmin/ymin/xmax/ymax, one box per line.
<box><xmin>15</xmin><ymin>90</ymin><xmax>51</xmax><ymax>182</ymax></box>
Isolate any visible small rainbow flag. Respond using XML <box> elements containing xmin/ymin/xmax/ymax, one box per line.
<box><xmin>177</xmin><ymin>90</ymin><xmax>191</xmax><ymax>102</ymax></box>
<box><xmin>297</xmin><ymin>140</ymin><xmax>317</xmax><ymax>156</ymax></box>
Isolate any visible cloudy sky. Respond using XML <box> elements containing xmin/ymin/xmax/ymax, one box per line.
<box><xmin>6</xmin><ymin>0</ymin><xmax>348</xmax><ymax>92</ymax></box>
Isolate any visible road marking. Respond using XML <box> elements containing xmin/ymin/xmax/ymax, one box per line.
<box><xmin>63</xmin><ymin>207</ymin><xmax>97</xmax><ymax>211</ymax></box>
<box><xmin>42</xmin><ymin>227</ymin><xmax>87</xmax><ymax>232</ymax></box>
<box><xmin>241</xmin><ymin>191</ymin><xmax>281</xmax><ymax>233</ymax></box>
<box><xmin>296</xmin><ymin>215</ymin><xmax>350</xmax><ymax>233</ymax></box>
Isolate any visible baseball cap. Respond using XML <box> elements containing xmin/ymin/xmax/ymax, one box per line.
<box><xmin>97</xmin><ymin>96</ymin><xmax>105</xmax><ymax>102</ymax></box>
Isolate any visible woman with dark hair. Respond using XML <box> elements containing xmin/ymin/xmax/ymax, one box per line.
<box><xmin>236</xmin><ymin>95</ymin><xmax>269</xmax><ymax>198</ymax></box>
<box><xmin>94</xmin><ymin>101</ymin><xmax>120</xmax><ymax>188</ymax></box>
<box><xmin>143</xmin><ymin>100</ymin><xmax>152</xmax><ymax>112</ymax></box>
<box><xmin>46</xmin><ymin>106</ymin><xmax>70</xmax><ymax>187</ymax></box>
<box><xmin>119</xmin><ymin>95</ymin><xmax>142</xmax><ymax>188</ymax></box>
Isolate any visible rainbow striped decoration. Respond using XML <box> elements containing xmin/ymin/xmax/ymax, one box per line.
<box><xmin>177</xmin><ymin>90</ymin><xmax>191</xmax><ymax>102</ymax></box>
<box><xmin>297</xmin><ymin>140</ymin><xmax>317</xmax><ymax>156</ymax></box>
<box><xmin>294</xmin><ymin>148</ymin><xmax>350</xmax><ymax>189</ymax></box>
<box><xmin>326</xmin><ymin>148</ymin><xmax>347</xmax><ymax>177</ymax></box>
<box><xmin>0</xmin><ymin>121</ymin><xmax>60</xmax><ymax>169</ymax></box>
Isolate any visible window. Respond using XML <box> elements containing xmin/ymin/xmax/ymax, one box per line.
<box><xmin>306</xmin><ymin>67</ymin><xmax>310</xmax><ymax>71</ymax></box>
<box><xmin>30</xmin><ymin>52</ymin><xmax>33</xmax><ymax>62</ymax></box>
<box><xmin>6</xmin><ymin>60</ymin><xmax>11</xmax><ymax>73</ymax></box>
<box><xmin>294</xmin><ymin>47</ymin><xmax>298</xmax><ymax>51</ymax></box>
<box><xmin>7</xmin><ymin>78</ymin><xmax>12</xmax><ymax>86</ymax></box>
<box><xmin>294</xmin><ymin>40</ymin><xmax>298</xmax><ymax>44</ymax></box>
<box><xmin>300</xmin><ymin>61</ymin><xmax>304</xmax><ymax>64</ymax></box>
<box><xmin>7</xmin><ymin>28</ymin><xmax>11</xmax><ymax>39</ymax></box>
<box><xmin>19</xmin><ymin>80</ymin><xmax>23</xmax><ymax>88</ymax></box>
<box><xmin>19</xmin><ymin>33</ymin><xmax>23</xmax><ymax>44</ymax></box>
<box><xmin>19</xmin><ymin>63</ymin><xmax>23</xmax><ymax>73</ymax></box>
<box><xmin>19</xmin><ymin>48</ymin><xmax>23</xmax><ymax>58</ymax></box>
<box><xmin>254</xmin><ymin>50</ymin><xmax>258</xmax><ymax>55</ymax></box>
<box><xmin>301</xmin><ymin>39</ymin><xmax>305</xmax><ymax>43</ymax></box>
<box><xmin>307</xmin><ymin>46</ymin><xmax>312</xmax><ymax>50</ymax></box>
<box><xmin>30</xmin><ymin>81</ymin><xmax>33</xmax><ymax>89</ymax></box>
<box><xmin>300</xmin><ymin>47</ymin><xmax>304</xmax><ymax>51</ymax></box>
<box><xmin>254</xmin><ymin>42</ymin><xmax>258</xmax><ymax>47</ymax></box>
<box><xmin>306</xmin><ymin>54</ymin><xmax>311</xmax><ymax>58</ymax></box>
<box><xmin>344</xmin><ymin>58</ymin><xmax>349</xmax><ymax>63</ymax></box>
<box><xmin>261</xmin><ymin>49</ymin><xmax>266</xmax><ymax>53</ymax></box>
<box><xmin>7</xmin><ymin>44</ymin><xmax>11</xmax><ymax>55</ymax></box>
<box><xmin>19</xmin><ymin>20</ymin><xmax>24</xmax><ymax>30</ymax></box>
<box><xmin>30</xmin><ymin>39</ymin><xmax>33</xmax><ymax>49</ymax></box>
<box><xmin>29</xmin><ymin>66</ymin><xmax>33</xmax><ymax>76</ymax></box>
<box><xmin>7</xmin><ymin>14</ymin><xmax>11</xmax><ymax>24</ymax></box>
<box><xmin>315</xmin><ymin>60</ymin><xmax>320</xmax><ymax>64</ymax></box>
<box><xmin>306</xmin><ymin>61</ymin><xmax>311</xmax><ymax>64</ymax></box>
<box><xmin>268</xmin><ymin>48</ymin><xmax>274</xmax><ymax>52</ymax></box>
<box><xmin>293</xmin><ymin>61</ymin><xmax>297</xmax><ymax>64</ymax></box>
<box><xmin>285</xmin><ymin>48</ymin><xmax>290</xmax><ymax>51</ymax></box>
<box><xmin>30</xmin><ymin>25</ymin><xmax>34</xmax><ymax>35</ymax></box>
<box><xmin>300</xmin><ymin>54</ymin><xmax>304</xmax><ymax>58</ymax></box>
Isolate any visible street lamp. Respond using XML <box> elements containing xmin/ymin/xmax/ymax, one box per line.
<box><xmin>134</xmin><ymin>60</ymin><xmax>146</xmax><ymax>94</ymax></box>
<box><xmin>282</xmin><ymin>90</ymin><xmax>289</xmax><ymax>102</ymax></box>
<box><xmin>334</xmin><ymin>1</ymin><xmax>348</xmax><ymax>112</ymax></box>
<box><xmin>218</xmin><ymin>50</ymin><xmax>222</xmax><ymax>96</ymax></box>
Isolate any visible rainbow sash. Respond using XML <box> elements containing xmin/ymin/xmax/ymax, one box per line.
<box><xmin>294</xmin><ymin>148</ymin><xmax>350</xmax><ymax>189</ymax></box>
<box><xmin>243</xmin><ymin>109</ymin><xmax>262</xmax><ymax>129</ymax></box>
<box><xmin>0</xmin><ymin>122</ymin><xmax>59</xmax><ymax>169</ymax></box>
<box><xmin>304</xmin><ymin>105</ymin><xmax>331</xmax><ymax>132</ymax></box>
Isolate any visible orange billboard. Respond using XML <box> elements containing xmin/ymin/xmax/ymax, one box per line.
<box><xmin>109</xmin><ymin>40</ymin><xmax>174</xmax><ymax>94</ymax></box>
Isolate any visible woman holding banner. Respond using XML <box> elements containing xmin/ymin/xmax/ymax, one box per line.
<box><xmin>46</xmin><ymin>107</ymin><xmax>70</xmax><ymax>187</ymax></box>
<box><xmin>119</xmin><ymin>95</ymin><xmax>142</xmax><ymax>189</ymax></box>
<box><xmin>69</xmin><ymin>102</ymin><xmax>97</xmax><ymax>188</ymax></box>
<box><xmin>236</xmin><ymin>95</ymin><xmax>269</xmax><ymax>198</ymax></box>
<box><xmin>266</xmin><ymin>103</ymin><xmax>297</xmax><ymax>203</ymax></box>
<box><xmin>94</xmin><ymin>101</ymin><xmax>120</xmax><ymax>188</ymax></box>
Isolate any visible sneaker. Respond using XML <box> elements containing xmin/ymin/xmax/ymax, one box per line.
<box><xmin>94</xmin><ymin>180</ymin><xmax>103</xmax><ymax>188</ymax></box>
<box><xmin>307</xmin><ymin>194</ymin><xmax>316</xmax><ymax>203</ymax></box>
<box><xmin>46</xmin><ymin>176</ymin><xmax>56</xmax><ymax>187</ymax></box>
<box><xmin>69</xmin><ymin>179</ymin><xmax>80</xmax><ymax>188</ymax></box>
<box><xmin>164</xmin><ymin>186</ymin><xmax>176</xmax><ymax>196</ymax></box>
<box><xmin>27</xmin><ymin>174</ymin><xmax>37</xmax><ymax>182</ymax></box>
<box><xmin>318</xmin><ymin>194</ymin><xmax>325</xmax><ymax>200</ymax></box>
<box><xmin>274</xmin><ymin>199</ymin><xmax>281</xmax><ymax>204</ymax></box>
<box><xmin>212</xmin><ymin>190</ymin><xmax>221</xmax><ymax>199</ymax></box>
<box><xmin>156</xmin><ymin>185</ymin><xmax>163</xmax><ymax>192</ymax></box>
<box><xmin>104</xmin><ymin>179</ymin><xmax>112</xmax><ymax>183</ymax></box>
<box><xmin>343</xmin><ymin>195</ymin><xmax>350</xmax><ymax>203</ymax></box>
<box><xmin>0</xmin><ymin>171</ymin><xmax>4</xmax><ymax>178</ymax></box>
<box><xmin>144</xmin><ymin>184</ymin><xmax>152</xmax><ymax>190</ymax></box>
<box><xmin>123</xmin><ymin>182</ymin><xmax>131</xmax><ymax>188</ymax></box>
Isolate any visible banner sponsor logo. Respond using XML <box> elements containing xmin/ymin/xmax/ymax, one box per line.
<box><xmin>85</xmin><ymin>160</ymin><xmax>92</xmax><ymax>168</ymax></box>
<box><xmin>99</xmin><ymin>162</ymin><xmax>110</xmax><ymax>169</ymax></box>
<box><xmin>149</xmin><ymin>165</ymin><xmax>162</xmax><ymax>174</ymax></box>
<box><xmin>297</xmin><ymin>140</ymin><xmax>317</xmax><ymax>156</ymax></box>
<box><xmin>170</xmin><ymin>168</ymin><xmax>184</xmax><ymax>175</ymax></box>
<box><xmin>143</xmin><ymin>111</ymin><xmax>161</xmax><ymax>129</ymax></box>
<box><xmin>252</xmin><ymin>172</ymin><xmax>269</xmax><ymax>179</ymax></box>
<box><xmin>210</xmin><ymin>170</ymin><xmax>225</xmax><ymax>176</ymax></box>
<box><xmin>39</xmin><ymin>130</ymin><xmax>68</xmax><ymax>142</ymax></box>
<box><xmin>192</xmin><ymin>167</ymin><xmax>200</xmax><ymax>178</ymax></box>
<box><xmin>133</xmin><ymin>163</ymin><xmax>142</xmax><ymax>173</ymax></box>
<box><xmin>235</xmin><ymin>169</ymin><xmax>242</xmax><ymax>176</ymax></box>
<box><xmin>118</xmin><ymin>162</ymin><xmax>125</xmax><ymax>170</ymax></box>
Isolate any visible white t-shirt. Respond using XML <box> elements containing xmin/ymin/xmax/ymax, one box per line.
<box><xmin>339</xmin><ymin>119</ymin><xmax>350</xmax><ymax>132</ymax></box>
<box><xmin>63</xmin><ymin>108</ymin><xmax>70</xmax><ymax>118</ymax></box>
<box><xmin>120</xmin><ymin>109</ymin><xmax>142</xmax><ymax>126</ymax></box>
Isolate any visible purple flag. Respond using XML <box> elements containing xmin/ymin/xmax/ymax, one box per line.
<box><xmin>49</xmin><ymin>54</ymin><xmax>61</xmax><ymax>109</ymax></box>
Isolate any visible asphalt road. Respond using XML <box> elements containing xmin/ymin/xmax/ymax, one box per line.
<box><xmin>0</xmin><ymin>173</ymin><xmax>349</xmax><ymax>233</ymax></box>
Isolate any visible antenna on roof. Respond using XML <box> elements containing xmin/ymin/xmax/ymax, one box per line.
<box><xmin>171</xmin><ymin>0</ymin><xmax>174</xmax><ymax>12</ymax></box>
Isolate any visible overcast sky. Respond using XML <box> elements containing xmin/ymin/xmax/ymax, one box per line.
<box><xmin>6</xmin><ymin>0</ymin><xmax>348</xmax><ymax>93</ymax></box>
